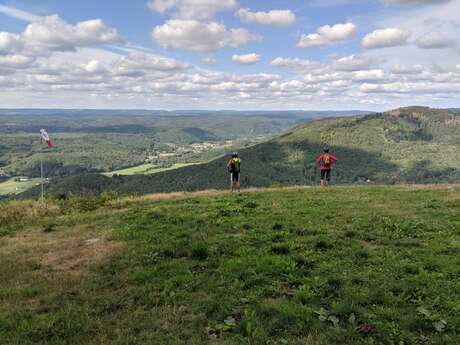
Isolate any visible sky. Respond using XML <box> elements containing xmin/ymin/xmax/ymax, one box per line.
<box><xmin>0</xmin><ymin>0</ymin><xmax>459</xmax><ymax>110</ymax></box>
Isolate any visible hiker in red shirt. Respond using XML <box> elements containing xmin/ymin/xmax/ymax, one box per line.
<box><xmin>316</xmin><ymin>148</ymin><xmax>337</xmax><ymax>187</ymax></box>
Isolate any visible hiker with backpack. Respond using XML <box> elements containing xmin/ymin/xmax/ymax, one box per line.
<box><xmin>316</xmin><ymin>148</ymin><xmax>337</xmax><ymax>187</ymax></box>
<box><xmin>227</xmin><ymin>152</ymin><xmax>241</xmax><ymax>192</ymax></box>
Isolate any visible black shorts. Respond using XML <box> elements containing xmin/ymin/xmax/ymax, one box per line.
<box><xmin>321</xmin><ymin>169</ymin><xmax>331</xmax><ymax>181</ymax></box>
<box><xmin>230</xmin><ymin>172</ymin><xmax>240</xmax><ymax>182</ymax></box>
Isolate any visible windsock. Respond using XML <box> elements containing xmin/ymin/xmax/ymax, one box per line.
<box><xmin>40</xmin><ymin>128</ymin><xmax>53</xmax><ymax>148</ymax></box>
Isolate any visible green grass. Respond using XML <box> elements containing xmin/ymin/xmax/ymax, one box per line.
<box><xmin>103</xmin><ymin>162</ymin><xmax>199</xmax><ymax>177</ymax></box>
<box><xmin>0</xmin><ymin>178</ymin><xmax>44</xmax><ymax>196</ymax></box>
<box><xmin>1</xmin><ymin>185</ymin><xmax>459</xmax><ymax>344</ymax></box>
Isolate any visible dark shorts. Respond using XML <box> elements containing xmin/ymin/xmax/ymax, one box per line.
<box><xmin>230</xmin><ymin>172</ymin><xmax>240</xmax><ymax>182</ymax></box>
<box><xmin>321</xmin><ymin>169</ymin><xmax>331</xmax><ymax>181</ymax></box>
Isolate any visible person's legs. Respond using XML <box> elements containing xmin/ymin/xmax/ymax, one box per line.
<box><xmin>236</xmin><ymin>173</ymin><xmax>241</xmax><ymax>191</ymax></box>
<box><xmin>325</xmin><ymin>170</ymin><xmax>331</xmax><ymax>186</ymax></box>
<box><xmin>320</xmin><ymin>170</ymin><xmax>326</xmax><ymax>187</ymax></box>
<box><xmin>230</xmin><ymin>173</ymin><xmax>234</xmax><ymax>192</ymax></box>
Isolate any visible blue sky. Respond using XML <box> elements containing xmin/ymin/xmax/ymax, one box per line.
<box><xmin>0</xmin><ymin>0</ymin><xmax>459</xmax><ymax>110</ymax></box>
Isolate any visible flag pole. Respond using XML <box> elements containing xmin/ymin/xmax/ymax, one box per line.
<box><xmin>41</xmin><ymin>156</ymin><xmax>44</xmax><ymax>201</ymax></box>
<box><xmin>39</xmin><ymin>130</ymin><xmax>44</xmax><ymax>202</ymax></box>
<box><xmin>39</xmin><ymin>128</ymin><xmax>53</xmax><ymax>202</ymax></box>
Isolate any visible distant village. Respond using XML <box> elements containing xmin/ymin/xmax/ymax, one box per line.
<box><xmin>154</xmin><ymin>140</ymin><xmax>234</xmax><ymax>159</ymax></box>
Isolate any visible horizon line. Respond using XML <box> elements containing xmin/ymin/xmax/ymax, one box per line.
<box><xmin>0</xmin><ymin>106</ymin><xmax>454</xmax><ymax>113</ymax></box>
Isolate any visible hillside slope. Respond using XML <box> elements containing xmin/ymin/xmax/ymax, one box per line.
<box><xmin>1</xmin><ymin>110</ymin><xmax>367</xmax><ymax>179</ymax></box>
<box><xmin>1</xmin><ymin>185</ymin><xmax>460</xmax><ymax>344</ymax></box>
<box><xmin>23</xmin><ymin>106</ymin><xmax>460</xmax><ymax>198</ymax></box>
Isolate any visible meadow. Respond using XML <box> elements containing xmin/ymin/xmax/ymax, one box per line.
<box><xmin>0</xmin><ymin>178</ymin><xmax>43</xmax><ymax>196</ymax></box>
<box><xmin>1</xmin><ymin>185</ymin><xmax>459</xmax><ymax>344</ymax></box>
<box><xmin>102</xmin><ymin>163</ymin><xmax>199</xmax><ymax>177</ymax></box>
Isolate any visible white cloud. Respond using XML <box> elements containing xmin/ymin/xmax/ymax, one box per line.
<box><xmin>177</xmin><ymin>0</ymin><xmax>237</xmax><ymax>20</ymax></box>
<box><xmin>22</xmin><ymin>15</ymin><xmax>122</xmax><ymax>52</ymax></box>
<box><xmin>297</xmin><ymin>23</ymin><xmax>356</xmax><ymax>48</ymax></box>
<box><xmin>83</xmin><ymin>60</ymin><xmax>107</xmax><ymax>73</ymax></box>
<box><xmin>3</xmin><ymin>55</ymin><xmax>458</xmax><ymax>108</ymax></box>
<box><xmin>147</xmin><ymin>0</ymin><xmax>236</xmax><ymax>20</ymax></box>
<box><xmin>304</xmin><ymin>72</ymin><xmax>344</xmax><ymax>84</ymax></box>
<box><xmin>0</xmin><ymin>15</ymin><xmax>122</xmax><ymax>57</ymax></box>
<box><xmin>391</xmin><ymin>64</ymin><xmax>424</xmax><ymax>74</ymax></box>
<box><xmin>0</xmin><ymin>32</ymin><xmax>23</xmax><ymax>55</ymax></box>
<box><xmin>353</xmin><ymin>69</ymin><xmax>385</xmax><ymax>81</ymax></box>
<box><xmin>152</xmin><ymin>19</ymin><xmax>262</xmax><ymax>52</ymax></box>
<box><xmin>0</xmin><ymin>54</ymin><xmax>36</xmax><ymax>68</ymax></box>
<box><xmin>0</xmin><ymin>4</ymin><xmax>42</xmax><ymax>22</ymax></box>
<box><xmin>1</xmin><ymin>3</ymin><xmax>460</xmax><ymax>110</ymax></box>
<box><xmin>116</xmin><ymin>52</ymin><xmax>189</xmax><ymax>72</ymax></box>
<box><xmin>201</xmin><ymin>56</ymin><xmax>217</xmax><ymax>64</ymax></box>
<box><xmin>415</xmin><ymin>32</ymin><xmax>457</xmax><ymax>49</ymax></box>
<box><xmin>279</xmin><ymin>80</ymin><xmax>307</xmax><ymax>91</ymax></box>
<box><xmin>236</xmin><ymin>8</ymin><xmax>296</xmax><ymax>26</ymax></box>
<box><xmin>333</xmin><ymin>54</ymin><xmax>382</xmax><ymax>71</ymax></box>
<box><xmin>360</xmin><ymin>82</ymin><xmax>410</xmax><ymax>93</ymax></box>
<box><xmin>270</xmin><ymin>57</ymin><xmax>325</xmax><ymax>74</ymax></box>
<box><xmin>361</xmin><ymin>28</ymin><xmax>410</xmax><ymax>49</ymax></box>
<box><xmin>232</xmin><ymin>53</ymin><xmax>261</xmax><ymax>64</ymax></box>
<box><xmin>362</xmin><ymin>0</ymin><xmax>460</xmax><ymax>67</ymax></box>
<box><xmin>360</xmin><ymin>80</ymin><xmax>460</xmax><ymax>95</ymax></box>
<box><xmin>147</xmin><ymin>0</ymin><xmax>176</xmax><ymax>13</ymax></box>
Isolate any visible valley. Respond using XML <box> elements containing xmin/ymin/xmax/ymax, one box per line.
<box><xmin>20</xmin><ymin>106</ymin><xmax>460</xmax><ymax>199</ymax></box>
<box><xmin>0</xmin><ymin>109</ymin><xmax>367</xmax><ymax>197</ymax></box>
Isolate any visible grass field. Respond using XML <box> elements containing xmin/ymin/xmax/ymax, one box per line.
<box><xmin>0</xmin><ymin>178</ymin><xmax>44</xmax><ymax>196</ymax></box>
<box><xmin>103</xmin><ymin>162</ymin><xmax>199</xmax><ymax>177</ymax></box>
<box><xmin>0</xmin><ymin>185</ymin><xmax>459</xmax><ymax>344</ymax></box>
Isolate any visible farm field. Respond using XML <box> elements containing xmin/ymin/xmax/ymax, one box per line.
<box><xmin>0</xmin><ymin>178</ymin><xmax>44</xmax><ymax>196</ymax></box>
<box><xmin>102</xmin><ymin>162</ymin><xmax>199</xmax><ymax>177</ymax></box>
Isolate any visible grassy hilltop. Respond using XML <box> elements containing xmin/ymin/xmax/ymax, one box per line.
<box><xmin>1</xmin><ymin>185</ymin><xmax>459</xmax><ymax>344</ymax></box>
<box><xmin>27</xmin><ymin>106</ymin><xmax>460</xmax><ymax>198</ymax></box>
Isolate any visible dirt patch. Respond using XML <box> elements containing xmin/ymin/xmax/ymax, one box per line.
<box><xmin>41</xmin><ymin>236</ymin><xmax>123</xmax><ymax>275</ymax></box>
<box><xmin>0</xmin><ymin>228</ymin><xmax>124</xmax><ymax>276</ymax></box>
<box><xmin>360</xmin><ymin>240</ymin><xmax>381</xmax><ymax>251</ymax></box>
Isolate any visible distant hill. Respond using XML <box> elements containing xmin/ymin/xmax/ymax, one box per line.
<box><xmin>20</xmin><ymin>107</ymin><xmax>460</xmax><ymax>198</ymax></box>
<box><xmin>0</xmin><ymin>108</ymin><xmax>370</xmax><ymax>118</ymax></box>
<box><xmin>0</xmin><ymin>109</ymin><xmax>369</xmax><ymax>180</ymax></box>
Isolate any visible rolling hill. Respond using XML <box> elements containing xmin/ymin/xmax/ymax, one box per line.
<box><xmin>19</xmin><ymin>106</ymin><xmax>460</xmax><ymax>198</ymax></box>
<box><xmin>0</xmin><ymin>109</ymin><xmax>372</xmax><ymax>182</ymax></box>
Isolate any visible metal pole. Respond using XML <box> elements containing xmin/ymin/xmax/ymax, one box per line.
<box><xmin>41</xmin><ymin>157</ymin><xmax>44</xmax><ymax>201</ymax></box>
